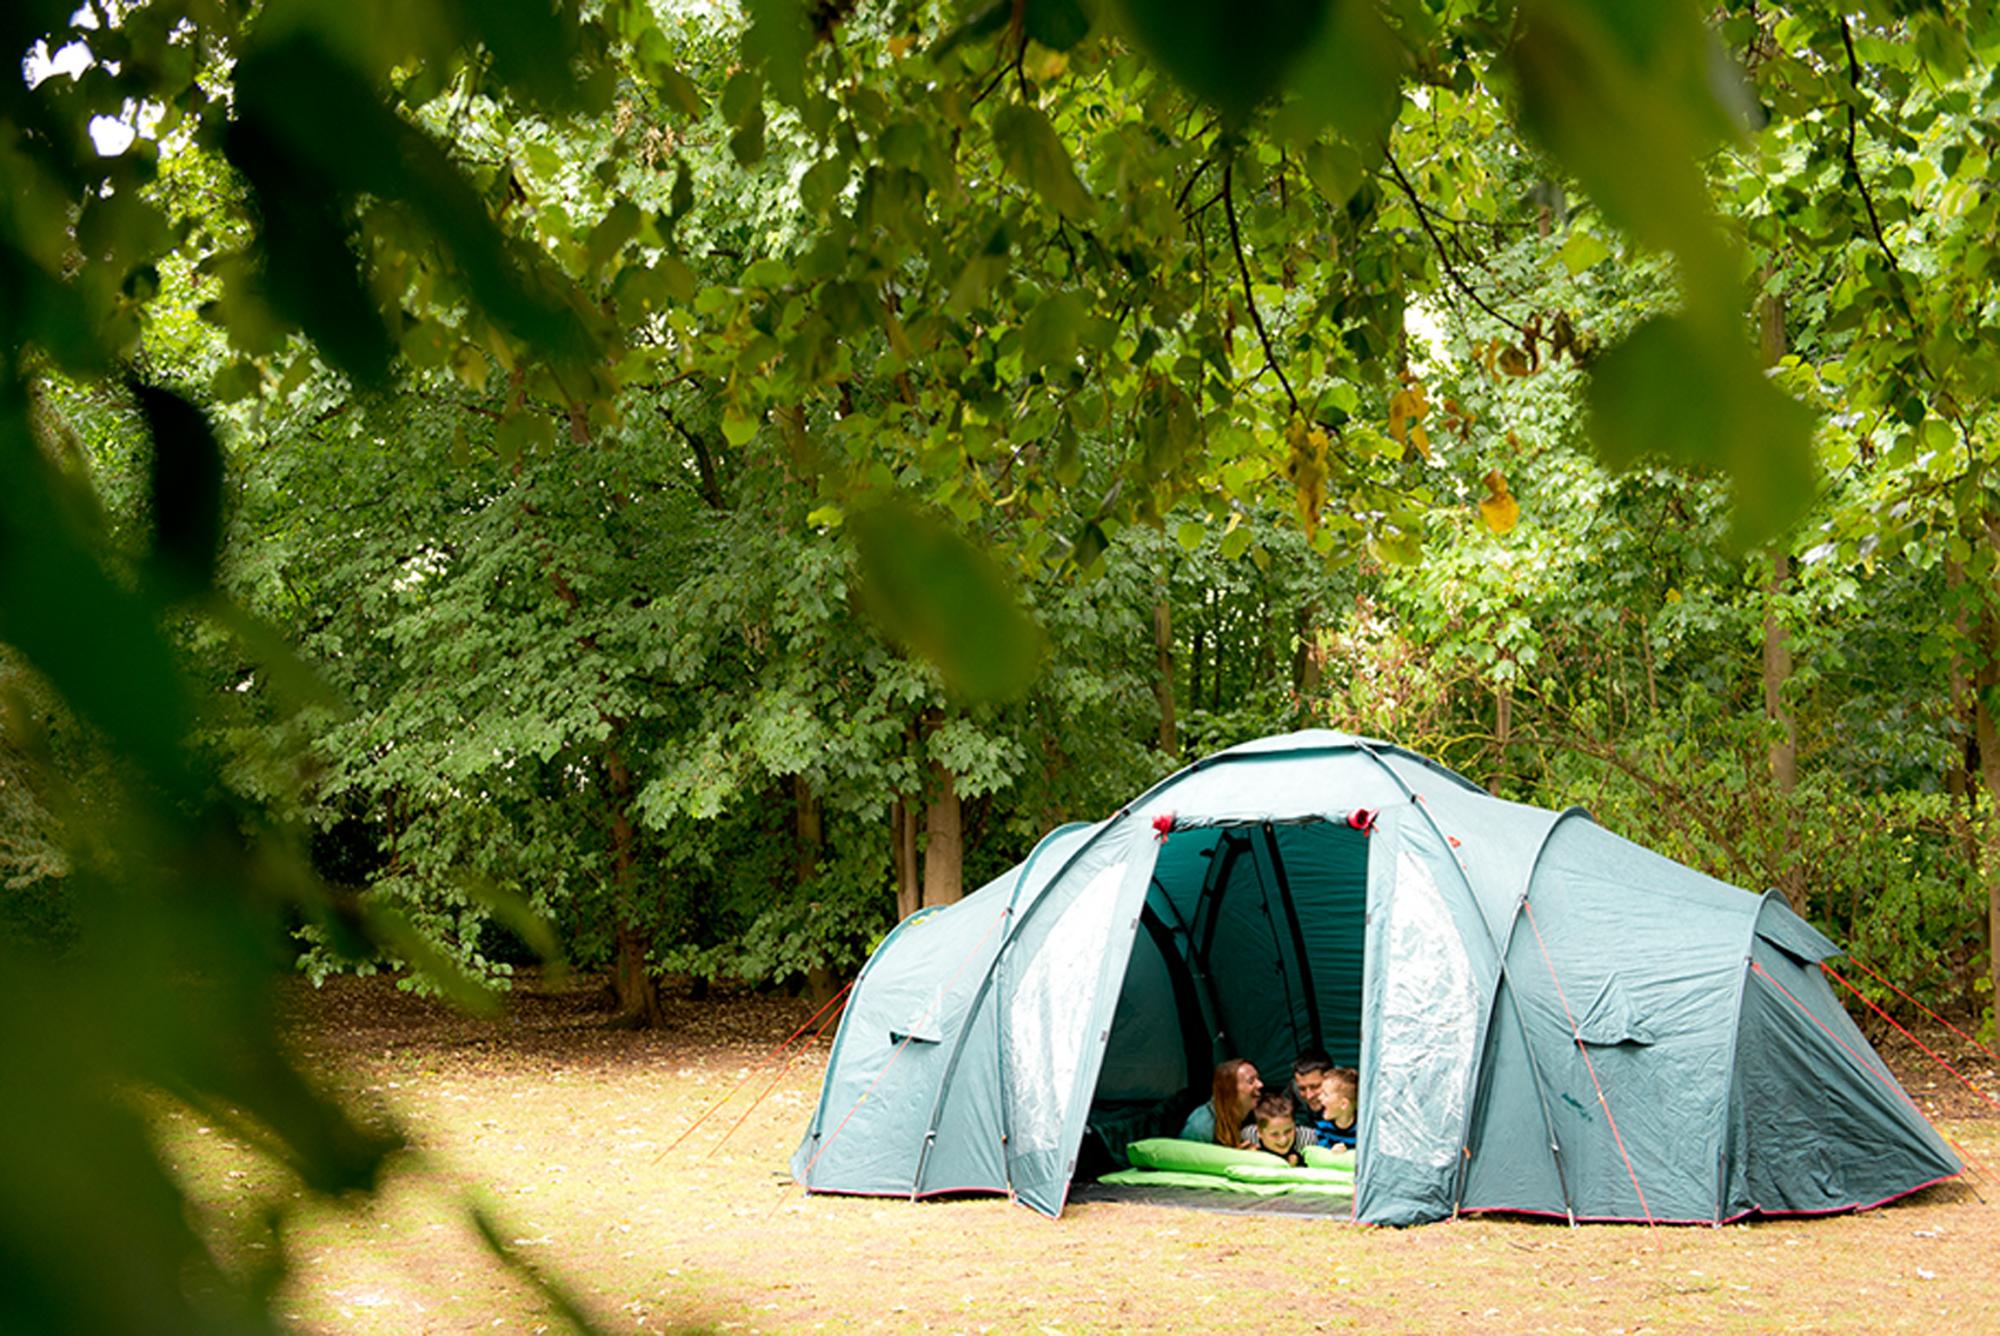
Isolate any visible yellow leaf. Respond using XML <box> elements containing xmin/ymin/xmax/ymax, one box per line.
<box><xmin>1284</xmin><ymin>414</ymin><xmax>1329</xmax><ymax>538</ymax></box>
<box><xmin>1479</xmin><ymin>468</ymin><xmax>1519</xmax><ymax>534</ymax></box>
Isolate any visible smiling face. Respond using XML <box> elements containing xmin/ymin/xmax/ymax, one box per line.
<box><xmin>1316</xmin><ymin>1070</ymin><xmax>1358</xmax><ymax>1124</ymax></box>
<box><xmin>1256</xmin><ymin>1112</ymin><xmax>1296</xmax><ymax>1156</ymax></box>
<box><xmin>1294</xmin><ymin>1066</ymin><xmax>1328</xmax><ymax>1107</ymax></box>
<box><xmin>1236</xmin><ymin>1064</ymin><xmax>1263</xmax><ymax>1102</ymax></box>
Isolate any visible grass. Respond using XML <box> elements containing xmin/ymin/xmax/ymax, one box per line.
<box><xmin>160</xmin><ymin>972</ymin><xmax>2000</xmax><ymax>1334</ymax></box>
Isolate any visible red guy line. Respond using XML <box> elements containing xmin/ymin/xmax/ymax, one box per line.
<box><xmin>1522</xmin><ymin>899</ymin><xmax>1657</xmax><ymax>1229</ymax></box>
<box><xmin>655</xmin><ymin>977</ymin><xmax>855</xmax><ymax>1163</ymax></box>
<box><xmin>1822</xmin><ymin>964</ymin><xmax>2000</xmax><ymax>1119</ymax></box>
<box><xmin>1750</xmin><ymin>960</ymin><xmax>1992</xmax><ymax>1187</ymax></box>
<box><xmin>1840</xmin><ymin>954</ymin><xmax>2000</xmax><ymax>1072</ymax></box>
<box><xmin>706</xmin><ymin>991</ymin><xmax>851</xmax><ymax>1159</ymax></box>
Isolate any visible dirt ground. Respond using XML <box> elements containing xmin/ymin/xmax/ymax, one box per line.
<box><xmin>159</xmin><ymin>972</ymin><xmax>2000</xmax><ymax>1335</ymax></box>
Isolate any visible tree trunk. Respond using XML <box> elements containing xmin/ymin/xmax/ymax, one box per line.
<box><xmin>794</xmin><ymin>773</ymin><xmax>822</xmax><ymax>883</ymax></box>
<box><xmin>1153</xmin><ymin>595</ymin><xmax>1178</xmax><ymax>755</ymax></box>
<box><xmin>1211</xmin><ymin>607</ymin><xmax>1225</xmax><ymax>711</ymax></box>
<box><xmin>1762</xmin><ymin>552</ymin><xmax>1804</xmax><ymax>913</ymax></box>
<box><xmin>606</xmin><ymin>745</ymin><xmax>663</xmax><ymax>1027</ymax></box>
<box><xmin>922</xmin><ymin>762</ymin><xmax>963</xmax><ymax>909</ymax></box>
<box><xmin>891</xmin><ymin>797</ymin><xmax>921</xmax><ymax>921</ymax></box>
<box><xmin>1292</xmin><ymin>602</ymin><xmax>1321</xmax><ymax>697</ymax></box>
<box><xmin>1945</xmin><ymin>557</ymin><xmax>1984</xmax><ymax>999</ymax></box>
<box><xmin>1977</xmin><ymin>581</ymin><xmax>2000</xmax><ymax>1010</ymax></box>
<box><xmin>1190</xmin><ymin>624</ymin><xmax>1205</xmax><ymax>712</ymax></box>
<box><xmin>1757</xmin><ymin>278</ymin><xmax>1804</xmax><ymax>915</ymax></box>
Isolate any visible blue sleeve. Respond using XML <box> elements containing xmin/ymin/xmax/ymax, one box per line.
<box><xmin>1179</xmin><ymin>1103</ymin><xmax>1216</xmax><ymax>1143</ymax></box>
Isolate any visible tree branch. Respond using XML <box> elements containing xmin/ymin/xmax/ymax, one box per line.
<box><xmin>1840</xmin><ymin>20</ymin><xmax>1911</xmax><ymax>317</ymax></box>
<box><xmin>1382</xmin><ymin>150</ymin><xmax>1528</xmax><ymax>338</ymax></box>
<box><xmin>1222</xmin><ymin>158</ymin><xmax>1302</xmax><ymax>416</ymax></box>
<box><xmin>657</xmin><ymin>405</ymin><xmax>727</xmax><ymax>510</ymax></box>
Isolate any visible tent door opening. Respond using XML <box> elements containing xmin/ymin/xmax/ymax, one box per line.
<box><xmin>1082</xmin><ymin>818</ymin><xmax>1370</xmax><ymax>1166</ymax></box>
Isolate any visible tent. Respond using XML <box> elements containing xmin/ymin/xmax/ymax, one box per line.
<box><xmin>791</xmin><ymin>731</ymin><xmax>1961</xmax><ymax>1224</ymax></box>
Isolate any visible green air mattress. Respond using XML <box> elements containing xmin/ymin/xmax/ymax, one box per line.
<box><xmin>1109</xmin><ymin>1139</ymin><xmax>1357</xmax><ymax>1202</ymax></box>
<box><xmin>1127</xmin><ymin>1138</ymin><xmax>1354</xmax><ymax>1175</ymax></box>
<box><xmin>1098</xmin><ymin>1168</ymin><xmax>1292</xmax><ymax>1196</ymax></box>
<box><xmin>1125</xmin><ymin>1138</ymin><xmax>1277</xmax><ymax>1173</ymax></box>
<box><xmin>1301</xmin><ymin>1145</ymin><xmax>1354</xmax><ymax>1171</ymax></box>
<box><xmin>1224</xmin><ymin>1163</ymin><xmax>1355</xmax><ymax>1186</ymax></box>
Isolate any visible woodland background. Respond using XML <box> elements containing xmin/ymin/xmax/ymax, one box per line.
<box><xmin>3</xmin><ymin>0</ymin><xmax>1998</xmax><ymax>1327</ymax></box>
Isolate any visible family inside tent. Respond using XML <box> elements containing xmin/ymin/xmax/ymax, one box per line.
<box><xmin>1181</xmin><ymin>1053</ymin><xmax>1358</xmax><ymax>1161</ymax></box>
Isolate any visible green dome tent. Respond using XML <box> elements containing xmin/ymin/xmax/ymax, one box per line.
<box><xmin>791</xmin><ymin>731</ymin><xmax>1960</xmax><ymax>1224</ymax></box>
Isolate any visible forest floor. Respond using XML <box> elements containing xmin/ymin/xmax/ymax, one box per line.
<box><xmin>160</xmin><ymin>971</ymin><xmax>2000</xmax><ymax>1335</ymax></box>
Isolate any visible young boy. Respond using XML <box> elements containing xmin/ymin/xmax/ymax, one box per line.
<box><xmin>1313</xmin><ymin>1066</ymin><xmax>1359</xmax><ymax>1149</ymax></box>
<box><xmin>1252</xmin><ymin>1091</ymin><xmax>1312</xmax><ymax>1166</ymax></box>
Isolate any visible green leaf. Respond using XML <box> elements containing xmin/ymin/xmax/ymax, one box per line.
<box><xmin>585</xmin><ymin>201</ymin><xmax>642</xmax><ymax>275</ymax></box>
<box><xmin>1301</xmin><ymin>140</ymin><xmax>1364</xmax><ymax>207</ymax></box>
<box><xmin>742</xmin><ymin>0</ymin><xmax>814</xmax><ymax>107</ymax></box>
<box><xmin>1556</xmin><ymin>230</ymin><xmax>1614</xmax><ymax>275</ymax></box>
<box><xmin>496</xmin><ymin>411</ymin><xmax>556</xmax><ymax>463</ymax></box>
<box><xmin>730</xmin><ymin>104</ymin><xmax>767</xmax><ymax>166</ymax></box>
<box><xmin>1219</xmin><ymin>523</ymin><xmax>1252</xmax><ymax>560</ymax></box>
<box><xmin>800</xmin><ymin>156</ymin><xmax>849</xmax><ymax>214</ymax></box>
<box><xmin>1509</xmin><ymin>0</ymin><xmax>1740</xmax><ymax>308</ymax></box>
<box><xmin>1114</xmin><ymin>0</ymin><xmax>1328</xmax><ymax>123</ymax></box>
<box><xmin>1026</xmin><ymin>0</ymin><xmax>1093</xmax><ymax>51</ymax></box>
<box><xmin>933</xmin><ymin>1</ymin><xmax>1011</xmax><ymax>59</ymax></box>
<box><xmin>131</xmin><ymin>381</ymin><xmax>224</xmax><ymax>597</ymax></box>
<box><xmin>1175</xmin><ymin>520</ymin><xmax>1206</xmax><ymax>551</ymax></box>
<box><xmin>209</xmin><ymin>360</ymin><xmax>264</xmax><ymax>403</ymax></box>
<box><xmin>459</xmin><ymin>0</ymin><xmax>590</xmax><ymax>113</ymax></box>
<box><xmin>1022</xmin><ymin>292</ymin><xmax>1085</xmax><ymax>370</ymax></box>
<box><xmin>1586</xmin><ymin>314</ymin><xmax>1818</xmax><ymax>544</ymax></box>
<box><xmin>849</xmin><ymin>498</ymin><xmax>1044</xmax><ymax>700</ymax></box>
<box><xmin>992</xmin><ymin>104</ymin><xmax>1093</xmax><ymax>219</ymax></box>
<box><xmin>653</xmin><ymin>64</ymin><xmax>704</xmax><ymax>119</ymax></box>
<box><xmin>722</xmin><ymin>70</ymin><xmax>764</xmax><ymax>126</ymax></box>
<box><xmin>1281</xmin><ymin>2</ymin><xmax>1404</xmax><ymax>144</ymax></box>
<box><xmin>722</xmin><ymin>409</ymin><xmax>760</xmax><ymax>446</ymax></box>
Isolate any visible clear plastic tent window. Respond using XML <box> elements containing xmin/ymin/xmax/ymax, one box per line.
<box><xmin>1375</xmin><ymin>850</ymin><xmax>1478</xmax><ymax>1168</ymax></box>
<box><xmin>1004</xmin><ymin>860</ymin><xmax>1128</xmax><ymax>1157</ymax></box>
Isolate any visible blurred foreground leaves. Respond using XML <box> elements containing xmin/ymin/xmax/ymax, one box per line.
<box><xmin>2</xmin><ymin>0</ymin><xmax>1958</xmax><ymax>1324</ymax></box>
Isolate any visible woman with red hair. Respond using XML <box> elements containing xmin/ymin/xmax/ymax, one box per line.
<box><xmin>1177</xmin><ymin>1058</ymin><xmax>1262</xmax><ymax>1147</ymax></box>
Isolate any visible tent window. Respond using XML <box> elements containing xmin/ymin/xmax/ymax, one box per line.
<box><xmin>1374</xmin><ymin>849</ymin><xmax>1478</xmax><ymax>1169</ymax></box>
<box><xmin>1005</xmin><ymin>860</ymin><xmax>1128</xmax><ymax>1158</ymax></box>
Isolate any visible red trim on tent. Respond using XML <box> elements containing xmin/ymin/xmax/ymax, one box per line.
<box><xmin>1522</xmin><ymin>899</ymin><xmax>1658</xmax><ymax>1228</ymax></box>
<box><xmin>1459</xmin><ymin>1172</ymin><xmax>1959</xmax><ymax>1226</ymax></box>
<box><xmin>800</xmin><ymin>1184</ymin><xmax>1012</xmax><ymax>1203</ymax></box>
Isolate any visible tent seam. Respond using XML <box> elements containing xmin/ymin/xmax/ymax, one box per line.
<box><xmin>1713</xmin><ymin>895</ymin><xmax>1770</xmax><ymax>1223</ymax></box>
<box><xmin>1454</xmin><ymin>806</ymin><xmax>1590</xmax><ymax>1219</ymax></box>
